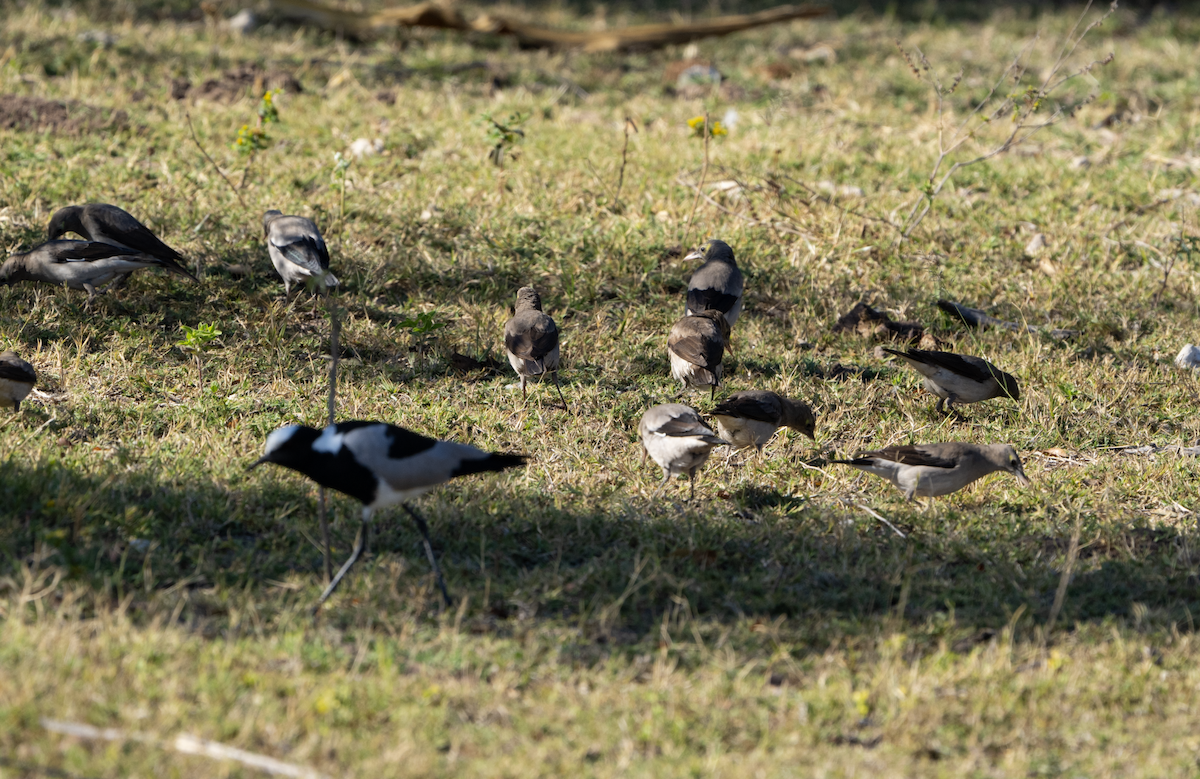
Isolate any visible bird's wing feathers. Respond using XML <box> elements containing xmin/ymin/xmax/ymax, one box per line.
<box><xmin>53</xmin><ymin>242</ymin><xmax>144</xmax><ymax>263</ymax></box>
<box><xmin>668</xmin><ymin>321</ymin><xmax>724</xmax><ymax>369</ymax></box>
<box><xmin>88</xmin><ymin>207</ymin><xmax>185</xmax><ymax>263</ymax></box>
<box><xmin>0</xmin><ymin>361</ymin><xmax>35</xmax><ymax>383</ymax></box>
<box><xmin>901</xmin><ymin>350</ymin><xmax>1001</xmax><ymax>385</ymax></box>
<box><xmin>711</xmin><ymin>392</ymin><xmax>781</xmax><ymax>423</ymax></box>
<box><xmin>273</xmin><ymin>235</ymin><xmax>331</xmax><ymax>273</ymax></box>
<box><xmin>686</xmin><ymin>287</ymin><xmax>741</xmax><ymax>316</ymax></box>
<box><xmin>505</xmin><ymin>312</ymin><xmax>558</xmax><ymax>361</ymax></box>
<box><xmin>861</xmin><ymin>445</ymin><xmax>957</xmax><ymax>469</ymax></box>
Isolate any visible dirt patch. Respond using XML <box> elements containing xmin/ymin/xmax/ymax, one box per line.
<box><xmin>0</xmin><ymin>94</ymin><xmax>129</xmax><ymax>135</ymax></box>
<box><xmin>172</xmin><ymin>65</ymin><xmax>303</xmax><ymax>103</ymax></box>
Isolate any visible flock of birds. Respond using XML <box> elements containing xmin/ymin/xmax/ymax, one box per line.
<box><xmin>1</xmin><ymin>204</ymin><xmax>1031</xmax><ymax>608</ymax></box>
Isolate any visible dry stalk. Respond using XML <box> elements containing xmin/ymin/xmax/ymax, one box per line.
<box><xmin>681</xmin><ymin>112</ymin><xmax>710</xmax><ymax>251</ymax></box>
<box><xmin>184</xmin><ymin>112</ymin><xmax>249</xmax><ymax>211</ymax></box>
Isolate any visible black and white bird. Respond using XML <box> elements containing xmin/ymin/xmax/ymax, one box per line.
<box><xmin>710</xmin><ymin>390</ymin><xmax>815</xmax><ymax>452</ymax></box>
<box><xmin>668</xmin><ymin>309</ymin><xmax>731</xmax><ymax>400</ymax></box>
<box><xmin>249</xmin><ymin>420</ymin><xmax>526</xmax><ymax>609</ymax></box>
<box><xmin>263</xmin><ymin>210</ymin><xmax>338</xmax><ymax>296</ymax></box>
<box><xmin>0</xmin><ymin>240</ymin><xmax>193</xmax><ymax>299</ymax></box>
<box><xmin>638</xmin><ymin>404</ymin><xmax>726</xmax><ymax>500</ymax></box>
<box><xmin>685</xmin><ymin>239</ymin><xmax>744</xmax><ymax>327</ymax></box>
<box><xmin>882</xmin><ymin>348</ymin><xmax>1020</xmax><ymax>415</ymax></box>
<box><xmin>0</xmin><ymin>351</ymin><xmax>36</xmax><ymax>412</ymax></box>
<box><xmin>48</xmin><ymin>203</ymin><xmax>197</xmax><ymax>284</ymax></box>
<box><xmin>503</xmin><ymin>286</ymin><xmax>565</xmax><ymax>407</ymax></box>
<box><xmin>831</xmin><ymin>442</ymin><xmax>1029</xmax><ymax>503</ymax></box>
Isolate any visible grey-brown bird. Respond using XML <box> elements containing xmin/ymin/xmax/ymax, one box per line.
<box><xmin>0</xmin><ymin>240</ymin><xmax>191</xmax><ymax>298</ymax></box>
<box><xmin>48</xmin><ymin>203</ymin><xmax>197</xmax><ymax>284</ymax></box>
<box><xmin>503</xmin><ymin>286</ymin><xmax>565</xmax><ymax>407</ymax></box>
<box><xmin>711</xmin><ymin>390</ymin><xmax>815</xmax><ymax>452</ymax></box>
<box><xmin>263</xmin><ymin>210</ymin><xmax>338</xmax><ymax>296</ymax></box>
<box><xmin>638</xmin><ymin>403</ymin><xmax>726</xmax><ymax>500</ymax></box>
<box><xmin>0</xmin><ymin>351</ymin><xmax>36</xmax><ymax>412</ymax></box>
<box><xmin>882</xmin><ymin>348</ymin><xmax>1019</xmax><ymax>414</ymax></box>
<box><xmin>668</xmin><ymin>309</ymin><xmax>731</xmax><ymax>400</ymax></box>
<box><xmin>685</xmin><ymin>239</ymin><xmax>744</xmax><ymax>327</ymax></box>
<box><xmin>831</xmin><ymin>442</ymin><xmax>1029</xmax><ymax>503</ymax></box>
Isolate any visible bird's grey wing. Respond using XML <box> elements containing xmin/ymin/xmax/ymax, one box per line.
<box><xmin>88</xmin><ymin>206</ymin><xmax>186</xmax><ymax>264</ymax></box>
<box><xmin>668</xmin><ymin>328</ymin><xmax>722</xmax><ymax>369</ymax></box>
<box><xmin>505</xmin><ymin>312</ymin><xmax>558</xmax><ymax>361</ymax></box>
<box><xmin>865</xmin><ymin>445</ymin><xmax>957</xmax><ymax>469</ymax></box>
<box><xmin>653</xmin><ymin>414</ymin><xmax>716</xmax><ymax>438</ymax></box>
<box><xmin>0</xmin><ymin>360</ymin><xmax>35</xmax><ymax>383</ymax></box>
<box><xmin>905</xmin><ymin>350</ymin><xmax>1002</xmax><ymax>385</ymax></box>
<box><xmin>270</xmin><ymin>220</ymin><xmax>331</xmax><ymax>272</ymax></box>
<box><xmin>51</xmin><ymin>241</ymin><xmax>145</xmax><ymax>263</ymax></box>
<box><xmin>711</xmin><ymin>392</ymin><xmax>781</xmax><ymax>423</ymax></box>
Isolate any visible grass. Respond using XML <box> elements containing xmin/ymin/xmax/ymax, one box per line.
<box><xmin>2</xmin><ymin>1</ymin><xmax>1200</xmax><ymax>775</ymax></box>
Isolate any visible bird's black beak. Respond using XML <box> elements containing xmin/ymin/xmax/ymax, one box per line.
<box><xmin>246</xmin><ymin>456</ymin><xmax>269</xmax><ymax>471</ymax></box>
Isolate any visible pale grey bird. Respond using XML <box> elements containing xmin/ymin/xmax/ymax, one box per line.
<box><xmin>48</xmin><ymin>203</ymin><xmax>197</xmax><ymax>283</ymax></box>
<box><xmin>882</xmin><ymin>348</ymin><xmax>1020</xmax><ymax>415</ymax></box>
<box><xmin>249</xmin><ymin>420</ymin><xmax>526</xmax><ymax>610</ymax></box>
<box><xmin>503</xmin><ymin>286</ymin><xmax>565</xmax><ymax>407</ymax></box>
<box><xmin>638</xmin><ymin>404</ymin><xmax>726</xmax><ymax>500</ymax></box>
<box><xmin>685</xmin><ymin>239</ymin><xmax>744</xmax><ymax>327</ymax></box>
<box><xmin>0</xmin><ymin>351</ymin><xmax>36</xmax><ymax>412</ymax></box>
<box><xmin>831</xmin><ymin>442</ymin><xmax>1030</xmax><ymax>503</ymax></box>
<box><xmin>262</xmin><ymin>210</ymin><xmax>338</xmax><ymax>296</ymax></box>
<box><xmin>711</xmin><ymin>390</ymin><xmax>816</xmax><ymax>452</ymax></box>
<box><xmin>668</xmin><ymin>309</ymin><xmax>731</xmax><ymax>400</ymax></box>
<box><xmin>0</xmin><ymin>240</ymin><xmax>191</xmax><ymax>299</ymax></box>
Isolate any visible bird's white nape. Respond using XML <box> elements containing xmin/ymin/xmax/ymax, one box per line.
<box><xmin>312</xmin><ymin>425</ymin><xmax>348</xmax><ymax>454</ymax></box>
<box><xmin>263</xmin><ymin>424</ymin><xmax>302</xmax><ymax>455</ymax></box>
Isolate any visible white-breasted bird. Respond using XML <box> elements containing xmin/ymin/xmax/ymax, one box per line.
<box><xmin>503</xmin><ymin>286</ymin><xmax>565</xmax><ymax>406</ymax></box>
<box><xmin>710</xmin><ymin>390</ymin><xmax>816</xmax><ymax>452</ymax></box>
<box><xmin>831</xmin><ymin>442</ymin><xmax>1030</xmax><ymax>503</ymax></box>
<box><xmin>638</xmin><ymin>403</ymin><xmax>726</xmax><ymax>500</ymax></box>
<box><xmin>0</xmin><ymin>240</ymin><xmax>193</xmax><ymax>298</ymax></box>
<box><xmin>0</xmin><ymin>351</ymin><xmax>36</xmax><ymax>412</ymax></box>
<box><xmin>262</xmin><ymin>210</ymin><xmax>338</xmax><ymax>296</ymax></box>
<box><xmin>882</xmin><ymin>348</ymin><xmax>1020</xmax><ymax>415</ymax></box>
<box><xmin>249</xmin><ymin>420</ymin><xmax>525</xmax><ymax>609</ymax></box>
<box><xmin>668</xmin><ymin>309</ymin><xmax>731</xmax><ymax>400</ymax></box>
<box><xmin>48</xmin><ymin>203</ymin><xmax>196</xmax><ymax>283</ymax></box>
<box><xmin>685</xmin><ymin>239</ymin><xmax>744</xmax><ymax>327</ymax></box>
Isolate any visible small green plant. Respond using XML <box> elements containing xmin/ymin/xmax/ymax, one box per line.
<box><xmin>482</xmin><ymin>111</ymin><xmax>527</xmax><ymax>168</ymax></box>
<box><xmin>332</xmin><ymin>151</ymin><xmax>351</xmax><ymax>240</ymax></box>
<box><xmin>233</xmin><ymin>90</ymin><xmax>283</xmax><ymax>191</ymax></box>
<box><xmin>398</xmin><ymin>311</ymin><xmax>447</xmax><ymax>353</ymax></box>
<box><xmin>176</xmin><ymin>322</ymin><xmax>222</xmax><ymax>390</ymax></box>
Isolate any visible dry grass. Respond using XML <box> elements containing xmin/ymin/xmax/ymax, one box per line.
<box><xmin>2</xmin><ymin>2</ymin><xmax>1200</xmax><ymax>776</ymax></box>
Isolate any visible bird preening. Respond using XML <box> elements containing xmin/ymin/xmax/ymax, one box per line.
<box><xmin>47</xmin><ymin>203</ymin><xmax>197</xmax><ymax>285</ymax></box>
<box><xmin>250</xmin><ymin>420</ymin><xmax>526</xmax><ymax>611</ymax></box>
<box><xmin>263</xmin><ymin>210</ymin><xmax>339</xmax><ymax>296</ymax></box>
<box><xmin>0</xmin><ymin>240</ymin><xmax>196</xmax><ymax>299</ymax></box>
<box><xmin>639</xmin><ymin>404</ymin><xmax>727</xmax><ymax>500</ymax></box>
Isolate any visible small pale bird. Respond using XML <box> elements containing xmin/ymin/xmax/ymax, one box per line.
<box><xmin>250</xmin><ymin>420</ymin><xmax>526</xmax><ymax>610</ymax></box>
<box><xmin>0</xmin><ymin>351</ymin><xmax>36</xmax><ymax>411</ymax></box>
<box><xmin>710</xmin><ymin>390</ymin><xmax>815</xmax><ymax>452</ymax></box>
<box><xmin>262</xmin><ymin>210</ymin><xmax>338</xmax><ymax>296</ymax></box>
<box><xmin>48</xmin><ymin>203</ymin><xmax>196</xmax><ymax>283</ymax></box>
<box><xmin>882</xmin><ymin>348</ymin><xmax>1019</xmax><ymax>415</ymax></box>
<box><xmin>831</xmin><ymin>442</ymin><xmax>1030</xmax><ymax>503</ymax></box>
<box><xmin>668</xmin><ymin>309</ymin><xmax>731</xmax><ymax>400</ymax></box>
<box><xmin>503</xmin><ymin>286</ymin><xmax>565</xmax><ymax>407</ymax></box>
<box><xmin>0</xmin><ymin>240</ymin><xmax>194</xmax><ymax>298</ymax></box>
<box><xmin>638</xmin><ymin>404</ymin><xmax>727</xmax><ymax>500</ymax></box>
<box><xmin>685</xmin><ymin>239</ymin><xmax>744</xmax><ymax>327</ymax></box>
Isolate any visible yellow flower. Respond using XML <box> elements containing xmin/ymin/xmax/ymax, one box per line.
<box><xmin>711</xmin><ymin>121</ymin><xmax>727</xmax><ymax>136</ymax></box>
<box><xmin>687</xmin><ymin>115</ymin><xmax>706</xmax><ymax>129</ymax></box>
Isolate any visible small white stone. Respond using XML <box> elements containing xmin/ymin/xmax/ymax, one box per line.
<box><xmin>1024</xmin><ymin>233</ymin><xmax>1047</xmax><ymax>257</ymax></box>
<box><xmin>1175</xmin><ymin>344</ymin><xmax>1200</xmax><ymax>369</ymax></box>
<box><xmin>227</xmin><ymin>9</ymin><xmax>257</xmax><ymax>34</ymax></box>
<box><xmin>348</xmin><ymin>137</ymin><xmax>383</xmax><ymax>158</ymax></box>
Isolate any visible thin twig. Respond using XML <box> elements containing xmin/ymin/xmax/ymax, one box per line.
<box><xmin>681</xmin><ymin>112</ymin><xmax>710</xmax><ymax>251</ymax></box>
<box><xmin>856</xmin><ymin>503</ymin><xmax>907</xmax><ymax>539</ymax></box>
<box><xmin>184</xmin><ymin>112</ymin><xmax>248</xmax><ymax>211</ymax></box>
<box><xmin>316</xmin><ymin>293</ymin><xmax>341</xmax><ymax>584</ymax></box>
<box><xmin>1045</xmin><ymin>516</ymin><xmax>1082</xmax><ymax>632</ymax></box>
<box><xmin>615</xmin><ymin>117</ymin><xmax>638</xmax><ymax>207</ymax></box>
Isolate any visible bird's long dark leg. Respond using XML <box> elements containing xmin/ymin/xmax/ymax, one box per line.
<box><xmin>521</xmin><ymin>375</ymin><xmax>528</xmax><ymax>403</ymax></box>
<box><xmin>935</xmin><ymin>396</ymin><xmax>946</xmax><ymax>415</ymax></box>
<box><xmin>688</xmin><ymin>472</ymin><xmax>696</xmax><ymax>501</ymax></box>
<box><xmin>402</xmin><ymin>504</ymin><xmax>452</xmax><ymax>607</ymax></box>
<box><xmin>652</xmin><ymin>469</ymin><xmax>670</xmax><ymax>498</ymax></box>
<box><xmin>314</xmin><ymin>511</ymin><xmax>371</xmax><ymax>613</ymax></box>
<box><xmin>551</xmin><ymin>370</ymin><xmax>568</xmax><ymax>412</ymax></box>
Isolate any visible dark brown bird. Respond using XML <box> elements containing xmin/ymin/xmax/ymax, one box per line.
<box><xmin>668</xmin><ymin>309</ymin><xmax>731</xmax><ymax>400</ymax></box>
<box><xmin>48</xmin><ymin>204</ymin><xmax>197</xmax><ymax>283</ymax></box>
<box><xmin>882</xmin><ymin>348</ymin><xmax>1019</xmax><ymax>414</ymax></box>
<box><xmin>711</xmin><ymin>390</ymin><xmax>815</xmax><ymax>452</ymax></box>
<box><xmin>685</xmin><ymin>239</ymin><xmax>744</xmax><ymax>327</ymax></box>
<box><xmin>504</xmin><ymin>286</ymin><xmax>565</xmax><ymax>406</ymax></box>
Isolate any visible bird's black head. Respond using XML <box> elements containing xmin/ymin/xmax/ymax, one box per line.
<box><xmin>684</xmin><ymin>239</ymin><xmax>736</xmax><ymax>267</ymax></box>
<box><xmin>249</xmin><ymin>423</ymin><xmax>381</xmax><ymax>506</ymax></box>
<box><xmin>514</xmin><ymin>286</ymin><xmax>543</xmax><ymax>313</ymax></box>
<box><xmin>249</xmin><ymin>424</ymin><xmax>323</xmax><ymax>476</ymax></box>
<box><xmin>47</xmin><ymin>206</ymin><xmax>84</xmax><ymax>241</ymax></box>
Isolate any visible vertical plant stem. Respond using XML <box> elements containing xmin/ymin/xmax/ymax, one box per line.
<box><xmin>316</xmin><ymin>295</ymin><xmax>341</xmax><ymax>584</ymax></box>
<box><xmin>681</xmin><ymin>112</ymin><xmax>710</xmax><ymax>252</ymax></box>
<box><xmin>615</xmin><ymin>117</ymin><xmax>637</xmax><ymax>208</ymax></box>
<box><xmin>1045</xmin><ymin>515</ymin><xmax>1082</xmax><ymax>633</ymax></box>
<box><xmin>184</xmin><ymin>112</ymin><xmax>248</xmax><ymax>211</ymax></box>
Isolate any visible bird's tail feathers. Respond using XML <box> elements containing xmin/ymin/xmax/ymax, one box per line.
<box><xmin>451</xmin><ymin>452</ymin><xmax>527</xmax><ymax>478</ymax></box>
